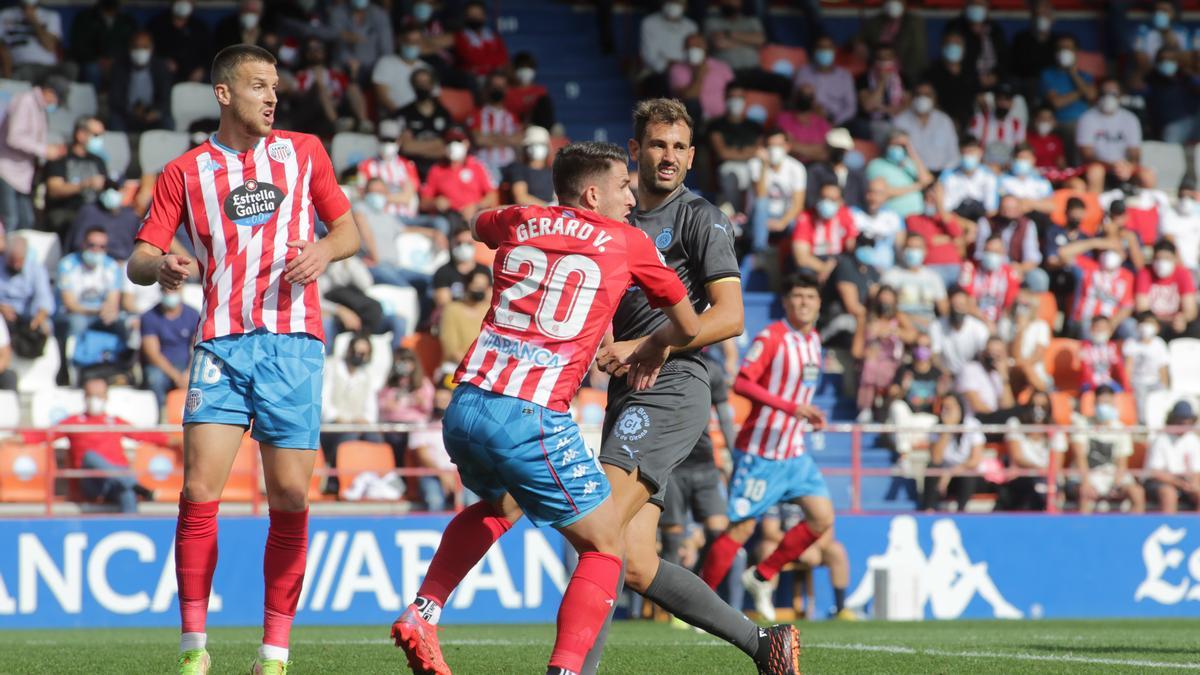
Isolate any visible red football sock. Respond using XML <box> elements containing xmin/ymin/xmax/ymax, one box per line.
<box><xmin>756</xmin><ymin>523</ymin><xmax>818</xmax><ymax>581</ymax></box>
<box><xmin>700</xmin><ymin>534</ymin><xmax>743</xmax><ymax>590</ymax></box>
<box><xmin>175</xmin><ymin>496</ymin><xmax>219</xmax><ymax>634</ymax></box>
<box><xmin>417</xmin><ymin>502</ymin><xmax>514</xmax><ymax>606</ymax></box>
<box><xmin>548</xmin><ymin>552</ymin><xmax>622</xmax><ymax>673</ymax></box>
<box><xmin>262</xmin><ymin>508</ymin><xmax>309</xmax><ymax>649</ymax></box>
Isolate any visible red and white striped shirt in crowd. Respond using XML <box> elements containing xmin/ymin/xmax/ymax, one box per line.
<box><xmin>957</xmin><ymin>260</ymin><xmax>1020</xmax><ymax>323</ymax></box>
<box><xmin>968</xmin><ymin>110</ymin><xmax>1025</xmax><ymax>150</ymax></box>
<box><xmin>456</xmin><ymin>204</ymin><xmax>686</xmax><ymax>412</ymax></box>
<box><xmin>295</xmin><ymin>67</ymin><xmax>350</xmax><ymax>102</ymax></box>
<box><xmin>792</xmin><ymin>206</ymin><xmax>857</xmax><ymax>257</ymax></box>
<box><xmin>356</xmin><ymin>155</ymin><xmax>421</xmax><ymax>218</ymax></box>
<box><xmin>1073</xmin><ymin>256</ymin><xmax>1134</xmax><ymax>324</ymax></box>
<box><xmin>468</xmin><ymin>105</ymin><xmax>519</xmax><ymax>182</ymax></box>
<box><xmin>137</xmin><ymin>130</ymin><xmax>351</xmax><ymax>342</ymax></box>
<box><xmin>734</xmin><ymin>321</ymin><xmax>823</xmax><ymax>460</ymax></box>
<box><xmin>1080</xmin><ymin>340</ymin><xmax>1130</xmax><ymax>392</ymax></box>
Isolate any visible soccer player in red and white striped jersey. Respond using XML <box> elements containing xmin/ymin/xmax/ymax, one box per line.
<box><xmin>127</xmin><ymin>45</ymin><xmax>361</xmax><ymax>675</ymax></box>
<box><xmin>700</xmin><ymin>273</ymin><xmax>849</xmax><ymax>621</ymax></box>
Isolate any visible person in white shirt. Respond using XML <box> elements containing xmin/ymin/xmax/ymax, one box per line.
<box><xmin>1003</xmin><ymin>391</ymin><xmax>1067</xmax><ymax>511</ymax></box>
<box><xmin>882</xmin><ymin>233</ymin><xmax>947</xmax><ymax>335</ymax></box>
<box><xmin>1145</xmin><ymin>400</ymin><xmax>1200</xmax><ymax>512</ymax></box>
<box><xmin>998</xmin><ymin>145</ymin><xmax>1054</xmax><ymax>215</ymax></box>
<box><xmin>640</xmin><ymin>0</ymin><xmax>697</xmax><ymax>75</ymax></box>
<box><xmin>942</xmin><ymin>287</ymin><xmax>992</xmax><ymax>374</ymax></box>
<box><xmin>0</xmin><ymin>0</ymin><xmax>63</xmax><ymax>79</ymax></box>
<box><xmin>1069</xmin><ymin>385</ymin><xmax>1145</xmax><ymax>512</ymax></box>
<box><xmin>320</xmin><ymin>335</ymin><xmax>383</xmax><ymax>493</ymax></box>
<box><xmin>1161</xmin><ymin>183</ymin><xmax>1200</xmax><ymax>281</ymax></box>
<box><xmin>1009</xmin><ymin>273</ymin><xmax>1052</xmax><ymax>391</ymax></box>
<box><xmin>1132</xmin><ymin>0</ymin><xmax>1193</xmax><ymax>77</ymax></box>
<box><xmin>852</xmin><ymin>178</ymin><xmax>903</xmax><ymax>270</ymax></box>
<box><xmin>1078</xmin><ymin>79</ymin><xmax>1143</xmax><ymax>192</ymax></box>
<box><xmin>893</xmin><ymin>82</ymin><xmax>960</xmax><ymax>172</ymax></box>
<box><xmin>940</xmin><ymin>135</ymin><xmax>999</xmax><ymax>215</ymax></box>
<box><xmin>747</xmin><ymin>128</ymin><xmax>805</xmax><ymax>252</ymax></box>
<box><xmin>1124</xmin><ymin>312</ymin><xmax>1171</xmax><ymax>423</ymax></box>
<box><xmin>373</xmin><ymin>26</ymin><xmax>432</xmax><ymax>118</ymax></box>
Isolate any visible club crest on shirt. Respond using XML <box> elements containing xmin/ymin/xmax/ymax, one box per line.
<box><xmin>654</xmin><ymin>227</ymin><xmax>673</xmax><ymax>249</ymax></box>
<box><xmin>223</xmin><ymin>179</ymin><xmax>286</xmax><ymax>227</ymax></box>
<box><xmin>267</xmin><ymin>141</ymin><xmax>293</xmax><ymax>162</ymax></box>
<box><xmin>614</xmin><ymin>406</ymin><xmax>651</xmax><ymax>441</ymax></box>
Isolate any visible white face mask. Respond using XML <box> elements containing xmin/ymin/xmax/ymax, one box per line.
<box><xmin>1037</xmin><ymin>16</ymin><xmax>1052</xmax><ymax>33</ymax></box>
<box><xmin>884</xmin><ymin>0</ymin><xmax>904</xmax><ymax>18</ymax></box>
<box><xmin>1100</xmin><ymin>94</ymin><xmax>1119</xmax><ymax>114</ymax></box>
<box><xmin>1057</xmin><ymin>49</ymin><xmax>1075</xmax><ymax>68</ymax></box>
<box><xmin>686</xmin><ymin>47</ymin><xmax>706</xmax><ymax>66</ymax></box>
<box><xmin>452</xmin><ymin>242</ymin><xmax>476</xmax><ymax>263</ymax></box>
<box><xmin>130</xmin><ymin>48</ymin><xmax>151</xmax><ymax>67</ymax></box>
<box><xmin>1102</xmin><ymin>250</ymin><xmax>1122</xmax><ymax>271</ymax></box>
<box><xmin>663</xmin><ymin>2</ymin><xmax>684</xmax><ymax>20</ymax></box>
<box><xmin>240</xmin><ymin>12</ymin><xmax>259</xmax><ymax>30</ymax></box>
<box><xmin>85</xmin><ymin>396</ymin><xmax>106</xmax><ymax>417</ymax></box>
<box><xmin>1036</xmin><ymin>120</ymin><xmax>1055</xmax><ymax>136</ymax></box>
<box><xmin>515</xmin><ymin>67</ymin><xmax>536</xmax><ymax>85</ymax></box>
<box><xmin>447</xmin><ymin>141</ymin><xmax>468</xmax><ymax>162</ymax></box>
<box><xmin>173</xmin><ymin>1</ymin><xmax>192</xmax><ymax>18</ymax></box>
<box><xmin>1139</xmin><ymin>322</ymin><xmax>1159</xmax><ymax>340</ymax></box>
<box><xmin>526</xmin><ymin>143</ymin><xmax>549</xmax><ymax>161</ymax></box>
<box><xmin>1155</xmin><ymin>258</ymin><xmax>1177</xmax><ymax>278</ymax></box>
<box><xmin>726</xmin><ymin>97</ymin><xmax>746</xmax><ymax>116</ymax></box>
<box><xmin>767</xmin><ymin>145</ymin><xmax>787</xmax><ymax>166</ymax></box>
<box><xmin>1182</xmin><ymin>196</ymin><xmax>1200</xmax><ymax>215</ymax></box>
<box><xmin>379</xmin><ymin>141</ymin><xmax>399</xmax><ymax>160</ymax></box>
<box><xmin>913</xmin><ymin>95</ymin><xmax>934</xmax><ymax>115</ymax></box>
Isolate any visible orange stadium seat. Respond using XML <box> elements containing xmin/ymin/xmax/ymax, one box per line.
<box><xmin>134</xmin><ymin>443</ymin><xmax>183</xmax><ymax>502</ymax></box>
<box><xmin>1037</xmin><ymin>292</ymin><xmax>1059</xmax><ymax>329</ymax></box>
<box><xmin>1075</xmin><ymin>51</ymin><xmax>1108</xmax><ymax>79</ymax></box>
<box><xmin>310</xmin><ymin>450</ymin><xmax>328</xmax><ymax>502</ymax></box>
<box><xmin>401</xmin><ymin>332</ymin><xmax>443</xmax><ymax>379</ymax></box>
<box><xmin>223</xmin><ymin>435</ymin><xmax>260</xmax><ymax>502</ymax></box>
<box><xmin>1079</xmin><ymin>391</ymin><xmax>1138</xmax><ymax>425</ymax></box>
<box><xmin>335</xmin><ymin>441</ymin><xmax>396</xmax><ymax>500</ymax></box>
<box><xmin>1044</xmin><ymin>338</ymin><xmax>1082</xmax><ymax>392</ymax></box>
<box><xmin>439</xmin><ymin>88</ymin><xmax>477</xmax><ymax>123</ymax></box>
<box><xmin>1051</xmin><ymin>190</ymin><xmax>1103</xmax><ymax>235</ymax></box>
<box><xmin>0</xmin><ymin>442</ymin><xmax>49</xmax><ymax>502</ymax></box>
<box><xmin>1050</xmin><ymin>391</ymin><xmax>1075</xmax><ymax>426</ymax></box>
<box><xmin>854</xmin><ymin>139</ymin><xmax>879</xmax><ymax>163</ymax></box>
<box><xmin>759</xmin><ymin>44</ymin><xmax>807</xmax><ymax>75</ymax></box>
<box><xmin>165</xmin><ymin>388</ymin><xmax>186</xmax><ymax>426</ymax></box>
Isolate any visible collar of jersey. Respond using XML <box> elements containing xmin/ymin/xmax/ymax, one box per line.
<box><xmin>208</xmin><ymin>133</ymin><xmax>266</xmax><ymax>158</ymax></box>
<box><xmin>636</xmin><ymin>184</ymin><xmax>688</xmax><ymax>216</ymax></box>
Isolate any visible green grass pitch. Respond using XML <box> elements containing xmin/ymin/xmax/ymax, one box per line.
<box><xmin>2</xmin><ymin>619</ymin><xmax>1199</xmax><ymax>673</ymax></box>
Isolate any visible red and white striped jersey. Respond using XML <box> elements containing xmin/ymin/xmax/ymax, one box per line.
<box><xmin>735</xmin><ymin>321</ymin><xmax>823</xmax><ymax>460</ymax></box>
<box><xmin>356</xmin><ymin>155</ymin><xmax>421</xmax><ymax>218</ymax></box>
<box><xmin>968</xmin><ymin>110</ymin><xmax>1025</xmax><ymax>149</ymax></box>
<box><xmin>468</xmin><ymin>105</ymin><xmax>519</xmax><ymax>180</ymax></box>
<box><xmin>957</xmin><ymin>261</ymin><xmax>1020</xmax><ymax>323</ymax></box>
<box><xmin>456</xmin><ymin>204</ymin><xmax>687</xmax><ymax>412</ymax></box>
<box><xmin>137</xmin><ymin>130</ymin><xmax>351</xmax><ymax>343</ymax></box>
<box><xmin>1073</xmin><ymin>256</ymin><xmax>1134</xmax><ymax>323</ymax></box>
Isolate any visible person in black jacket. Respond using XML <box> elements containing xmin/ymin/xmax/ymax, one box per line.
<box><xmin>108</xmin><ymin>31</ymin><xmax>174</xmax><ymax>133</ymax></box>
<box><xmin>943</xmin><ymin>0</ymin><xmax>1009</xmax><ymax>89</ymax></box>
<box><xmin>807</xmin><ymin>128</ymin><xmax>867</xmax><ymax>210</ymax></box>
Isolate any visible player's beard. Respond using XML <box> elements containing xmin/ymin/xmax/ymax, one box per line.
<box><xmin>238</xmin><ymin>101</ymin><xmax>274</xmax><ymax>138</ymax></box>
<box><xmin>639</xmin><ymin>160</ymin><xmax>685</xmax><ymax>195</ymax></box>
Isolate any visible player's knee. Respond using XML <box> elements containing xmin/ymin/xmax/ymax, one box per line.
<box><xmin>267</xmin><ymin>486</ymin><xmax>309</xmax><ymax>512</ymax></box>
<box><xmin>728</xmin><ymin>518</ymin><xmax>757</xmax><ymax>543</ymax></box>
<box><xmin>807</xmin><ymin>510</ymin><xmax>834</xmax><ymax>535</ymax></box>
<box><xmin>182</xmin><ymin>478</ymin><xmax>221</xmax><ymax>503</ymax></box>
<box><xmin>622</xmin><ymin>550</ymin><xmax>658</xmax><ymax>592</ymax></box>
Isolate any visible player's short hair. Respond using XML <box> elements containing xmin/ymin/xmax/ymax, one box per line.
<box><xmin>781</xmin><ymin>272</ymin><xmax>820</xmax><ymax>295</ymax></box>
<box><xmin>633</xmin><ymin>98</ymin><xmax>693</xmax><ymax>145</ymax></box>
<box><xmin>1154</xmin><ymin>239</ymin><xmax>1177</xmax><ymax>255</ymax></box>
<box><xmin>211</xmin><ymin>44</ymin><xmax>276</xmax><ymax>86</ymax></box>
<box><xmin>551</xmin><ymin>141</ymin><xmax>628</xmax><ymax>204</ymax></box>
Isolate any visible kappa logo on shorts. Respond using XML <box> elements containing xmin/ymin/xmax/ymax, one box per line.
<box><xmin>185</xmin><ymin>388</ymin><xmax>203</xmax><ymax>414</ymax></box>
<box><xmin>614</xmin><ymin>407</ymin><xmax>651</xmax><ymax>441</ymax></box>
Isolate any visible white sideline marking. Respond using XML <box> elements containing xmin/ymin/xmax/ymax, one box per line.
<box><xmin>810</xmin><ymin>642</ymin><xmax>1200</xmax><ymax>670</ymax></box>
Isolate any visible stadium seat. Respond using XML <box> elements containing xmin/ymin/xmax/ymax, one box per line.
<box><xmin>106</xmin><ymin>387</ymin><xmax>160</xmax><ymax>427</ymax></box>
<box><xmin>1142</xmin><ymin>141</ymin><xmax>1187</xmax><ymax>194</ymax></box>
<box><xmin>165</xmin><ymin>388</ymin><xmax>186</xmax><ymax>426</ymax></box>
<box><xmin>67</xmin><ymin>82</ymin><xmax>98</xmax><ymax>117</ymax></box>
<box><xmin>365</xmin><ymin>284</ymin><xmax>418</xmax><ymax>339</ymax></box>
<box><xmin>1050</xmin><ymin>391</ymin><xmax>1075</xmax><ymax>426</ymax></box>
<box><xmin>438</xmin><ymin>87</ymin><xmax>477</xmax><ymax>123</ymax></box>
<box><xmin>393</xmin><ymin>230</ymin><xmax>449</xmax><ymax>275</ymax></box>
<box><xmin>0</xmin><ymin>390</ymin><xmax>15</xmax><ymax>431</ymax></box>
<box><xmin>171</xmin><ymin>82</ymin><xmax>220</xmax><ymax>131</ymax></box>
<box><xmin>30</xmin><ymin>386</ymin><xmax>83</xmax><ymax>428</ymax></box>
<box><xmin>138</xmin><ymin>130</ymin><xmax>190</xmax><ymax>176</ymax></box>
<box><xmin>1044</xmin><ymin>338</ymin><xmax>1082</xmax><ymax>392</ymax></box>
<box><xmin>99</xmin><ymin>131</ymin><xmax>131</xmax><ymax>180</ymax></box>
<box><xmin>46</xmin><ymin>107</ymin><xmax>74</xmax><ymax>143</ymax></box>
<box><xmin>331</xmin><ymin>132</ymin><xmax>379</xmax><ymax>173</ymax></box>
<box><xmin>14</xmin><ymin>335</ymin><xmax>61</xmax><ymax>394</ymax></box>
<box><xmin>1078</xmin><ymin>390</ymin><xmax>1138</xmax><ymax>425</ymax></box>
<box><xmin>573</xmin><ymin>387</ymin><xmax>607</xmax><ymax>426</ymax></box>
<box><xmin>335</xmin><ymin>440</ymin><xmax>395</xmax><ymax>500</ymax></box>
<box><xmin>743</xmin><ymin>91</ymin><xmax>782</xmax><ymax>127</ymax></box>
<box><xmin>0</xmin><ymin>442</ymin><xmax>48</xmax><ymax>502</ymax></box>
<box><xmin>133</xmin><ymin>443</ymin><xmax>182</xmax><ymax>501</ymax></box>
<box><xmin>310</xmin><ymin>450</ymin><xmax>328</xmax><ymax>501</ymax></box>
<box><xmin>1037</xmin><ymin>292</ymin><xmax>1059</xmax><ymax>329</ymax></box>
<box><xmin>1051</xmin><ymin>190</ymin><xmax>1102</xmax><ymax>235</ymax></box>
<box><xmin>223</xmin><ymin>435</ymin><xmax>260</xmax><ymax>502</ymax></box>
<box><xmin>401</xmin><ymin>332</ymin><xmax>443</xmax><ymax>379</ymax></box>
<box><xmin>1074</xmin><ymin>50</ymin><xmax>1107</xmax><ymax>79</ymax></box>
<box><xmin>0</xmin><ymin>78</ymin><xmax>31</xmax><ymax>100</ymax></box>
<box><xmin>15</xmin><ymin>228</ymin><xmax>61</xmax><ymax>276</ymax></box>
<box><xmin>181</xmin><ymin>283</ymin><xmax>204</xmax><ymax>313</ymax></box>
<box><xmin>1168</xmin><ymin>338</ymin><xmax>1200</xmax><ymax>394</ymax></box>
<box><xmin>332</xmin><ymin>331</ymin><xmax>395</xmax><ymax>389</ymax></box>
<box><xmin>854</xmin><ymin>139</ymin><xmax>879</xmax><ymax>163</ymax></box>
<box><xmin>759</xmin><ymin>44</ymin><xmax>807</xmax><ymax>76</ymax></box>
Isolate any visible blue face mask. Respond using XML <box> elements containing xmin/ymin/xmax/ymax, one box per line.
<box><xmin>982</xmin><ymin>251</ymin><xmax>1004</xmax><ymax>271</ymax></box>
<box><xmin>1159</xmin><ymin>60</ymin><xmax>1179</xmax><ymax>77</ymax></box>
<box><xmin>99</xmin><ymin>188</ymin><xmax>122</xmax><ymax>211</ymax></box>
<box><xmin>886</xmin><ymin>144</ymin><xmax>907</xmax><ymax>164</ymax></box>
<box><xmin>903</xmin><ymin>247</ymin><xmax>925</xmax><ymax>267</ymax></box>
<box><xmin>364</xmin><ymin>192</ymin><xmax>388</xmax><ymax>212</ymax></box>
<box><xmin>943</xmin><ymin>43</ymin><xmax>964</xmax><ymax>63</ymax></box>
<box><xmin>855</xmin><ymin>246</ymin><xmax>875</xmax><ymax>267</ymax></box>
<box><xmin>961</xmin><ymin>153</ymin><xmax>980</xmax><ymax>171</ymax></box>
<box><xmin>814</xmin><ymin>49</ymin><xmax>835</xmax><ymax>68</ymax></box>
<box><xmin>965</xmin><ymin>4</ymin><xmax>987</xmax><ymax>23</ymax></box>
<box><xmin>844</xmin><ymin>150</ymin><xmax>866</xmax><ymax>170</ymax></box>
<box><xmin>1011</xmin><ymin>158</ymin><xmax>1033</xmax><ymax>176</ymax></box>
<box><xmin>82</xmin><ymin>250</ymin><xmax>105</xmax><ymax>267</ymax></box>
<box><xmin>1095</xmin><ymin>403</ymin><xmax>1119</xmax><ymax>423</ymax></box>
<box><xmin>817</xmin><ymin>198</ymin><xmax>839</xmax><ymax>220</ymax></box>
<box><xmin>1154</xmin><ymin>10</ymin><xmax>1171</xmax><ymax>29</ymax></box>
<box><xmin>45</xmin><ymin>102</ymin><xmax>57</xmax><ymax>113</ymax></box>
<box><xmin>412</xmin><ymin>2</ymin><xmax>433</xmax><ymax>21</ymax></box>
<box><xmin>351</xmin><ymin>0</ymin><xmax>369</xmax><ymax>9</ymax></box>
<box><xmin>85</xmin><ymin>135</ymin><xmax>105</xmax><ymax>156</ymax></box>
<box><xmin>401</xmin><ymin>45</ymin><xmax>421</xmax><ymax>62</ymax></box>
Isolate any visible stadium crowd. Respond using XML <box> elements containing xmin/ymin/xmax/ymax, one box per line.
<box><xmin>0</xmin><ymin>0</ymin><xmax>1198</xmax><ymax>517</ymax></box>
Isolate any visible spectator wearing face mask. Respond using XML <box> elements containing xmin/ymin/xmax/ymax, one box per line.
<box><xmin>320</xmin><ymin>334</ymin><xmax>383</xmax><ymax>494</ymax></box>
<box><xmin>44</xmin><ymin>116</ymin><xmax>109</xmax><ymax>239</ymax></box>
<box><xmin>327</xmin><ymin>0</ymin><xmax>393</xmax><ymax>83</ymax></box>
<box><xmin>957</xmin><ymin>235</ymin><xmax>1020</xmax><ymax>329</ymax></box>
<box><xmin>807</xmin><ymin>128</ymin><xmax>867</xmax><ymax>211</ymax></box>
<box><xmin>215</xmin><ymin>0</ymin><xmax>266</xmax><ymax>52</ymax></box>
<box><xmin>1062</xmin><ymin>240</ymin><xmax>1134</xmax><ymax>340</ymax></box>
<box><xmin>920</xmin><ymin>393</ymin><xmax>985</xmax><ymax>511</ymax></box>
<box><xmin>1145</xmin><ymin>47</ymin><xmax>1196</xmax><ymax>144</ymax></box>
<box><xmin>1145</xmin><ymin>400</ymin><xmax>1200</xmax><ymax>513</ymax></box>
<box><xmin>641</xmin><ymin>0</ymin><xmax>696</xmax><ymax>77</ymax></box>
<box><xmin>438</xmin><ymin>267</ymin><xmax>491</xmax><ymax>369</ymax></box>
<box><xmin>378</xmin><ymin>347</ymin><xmax>434</xmax><ymax>465</ymax></box>
<box><xmin>1162</xmin><ymin>184</ymin><xmax>1200</xmax><ymax>280</ymax></box>
<box><xmin>975</xmin><ymin>195</ymin><xmax>1042</xmax><ymax>274</ymax></box>
<box><xmin>1133</xmin><ymin>0</ymin><xmax>1190</xmax><ymax>78</ymax></box>
<box><xmin>1010</xmin><ymin>0</ymin><xmax>1062</xmax><ymax>93</ymax></box>
<box><xmin>923</xmin><ymin>31</ymin><xmax>979</xmax><ymax>129</ymax></box>
<box><xmin>854</xmin><ymin>45</ymin><xmax>909</xmax><ymax>147</ymax></box>
<box><xmin>67</xmin><ymin>182</ymin><xmax>140</xmax><ymax>262</ymax></box>
<box><xmin>882</xmin><ymin>233</ymin><xmax>948</xmax><ymax>337</ymax></box>
<box><xmin>958</xmin><ymin>336</ymin><xmax>1016</xmax><ymax>421</ymax></box>
<box><xmin>944</xmin><ymin>0</ymin><xmax>1009</xmax><ymax>89</ymax></box>
<box><xmin>999</xmin><ymin>145</ymin><xmax>1054</xmax><ymax>216</ymax></box>
<box><xmin>0</xmin><ymin>0</ymin><xmax>64</xmax><ymax>82</ymax></box>
<box><xmin>139</xmin><ymin>289</ymin><xmax>199</xmax><ymax>408</ymax></box>
<box><xmin>1010</xmin><ymin>275</ymin><xmax>1052</xmax><ymax>392</ymax></box>
<box><xmin>866</xmin><ymin>130</ymin><xmax>933</xmax><ymax>218</ymax></box>
<box><xmin>708</xmin><ymin>83</ymin><xmax>763</xmax><ymax>209</ymax></box>
<box><xmin>1124</xmin><ymin>312</ymin><xmax>1170</xmax><ymax>423</ymax></box>
<box><xmin>794</xmin><ymin>34</ymin><xmax>857</xmax><ymax>126</ymax></box>
<box><xmin>1137</xmin><ymin>239</ymin><xmax>1200</xmax><ymax>340</ymax></box>
<box><xmin>793</xmin><ymin>183</ymin><xmax>856</xmax><ymax>283</ymax></box>
<box><xmin>856</xmin><ymin>0</ymin><xmax>927</xmax><ymax>82</ymax></box>
<box><xmin>356</xmin><ymin>120</ymin><xmax>423</xmax><ymax>223</ymax></box>
<box><xmin>468</xmin><ymin>71</ymin><xmax>522</xmax><ymax>183</ymax></box>
<box><xmin>148</xmin><ymin>0</ymin><xmax>211</xmax><ymax>83</ymax></box>
<box><xmin>407</xmin><ymin>383</ymin><xmax>458</xmax><ymax>510</ymax></box>
<box><xmin>942</xmin><ymin>287</ymin><xmax>991</xmax><ymax>374</ymax></box>
<box><xmin>433</xmin><ymin>226</ymin><xmax>490</xmax><ymax>308</ymax></box>
<box><xmin>852</xmin><ymin>285</ymin><xmax>915</xmax><ymax>421</ymax></box>
<box><xmin>969</xmin><ymin>82</ymin><xmax>1025</xmax><ymax>166</ymax></box>
<box><xmin>776</xmin><ymin>85</ymin><xmax>832</xmax><ymax>163</ymax></box>
<box><xmin>56</xmin><ymin>226</ymin><xmax>123</xmax><ymax>353</ymax></box>
<box><xmin>1026</xmin><ymin>106</ymin><xmax>1070</xmax><ymax>175</ymax></box>
<box><xmin>704</xmin><ymin>0</ymin><xmax>767</xmax><ymax>73</ymax></box>
<box><xmin>70</xmin><ymin>0</ymin><xmax>138</xmax><ymax>90</ymax></box>
<box><xmin>940</xmin><ymin>135</ymin><xmax>998</xmax><ymax>216</ymax></box>
<box><xmin>852</xmin><ymin>178</ymin><xmax>903</xmax><ymax>270</ymax></box>
<box><xmin>504</xmin><ymin>52</ymin><xmax>555</xmax><ymax>129</ymax></box>
<box><xmin>503</xmin><ymin>125</ymin><xmax>554</xmax><ymax>206</ymax></box>
<box><xmin>399</xmin><ymin>69</ymin><xmax>453</xmax><ymax>178</ymax></box>
<box><xmin>745</xmin><ymin>128</ymin><xmax>805</xmax><ymax>253</ymax></box>
<box><xmin>1068</xmin><ymin>384</ymin><xmax>1145</xmax><ymax>513</ymax></box>
<box><xmin>1000</xmin><ymin>389</ymin><xmax>1064</xmax><ymax>511</ymax></box>
<box><xmin>373</xmin><ymin>26</ymin><xmax>431</xmax><ymax>117</ymax></box>
<box><xmin>1040</xmin><ymin>34</ymin><xmax>1096</xmax><ymax>131</ymax></box>
<box><xmin>1078</xmin><ymin>79</ymin><xmax>1142</xmax><ymax>192</ymax></box>
<box><xmin>886</xmin><ymin>334</ymin><xmax>947</xmax><ymax>458</ymax></box>
<box><xmin>669</xmin><ymin>33</ymin><xmax>735</xmax><ymax>122</ymax></box>
<box><xmin>354</xmin><ymin>177</ymin><xmax>441</xmax><ymax>308</ymax></box>
<box><xmin>293</xmin><ymin>37</ymin><xmax>371</xmax><ymax>138</ymax></box>
<box><xmin>0</xmin><ymin>75</ymin><xmax>67</xmax><ymax>230</ymax></box>
<box><xmin>453</xmin><ymin>0</ymin><xmax>508</xmax><ymax>78</ymax></box>
<box><xmin>1080</xmin><ymin>315</ymin><xmax>1130</xmax><ymax>393</ymax></box>
<box><xmin>903</xmin><ymin>182</ymin><xmax>965</xmax><ymax>287</ymax></box>
<box><xmin>420</xmin><ymin>128</ymin><xmax>498</xmax><ymax>223</ymax></box>
<box><xmin>1043</xmin><ymin>197</ymin><xmax>1091</xmax><ymax>278</ymax></box>
<box><xmin>893</xmin><ymin>82</ymin><xmax>959</xmax><ymax>172</ymax></box>
<box><xmin>108</xmin><ymin>31</ymin><xmax>174</xmax><ymax>133</ymax></box>
<box><xmin>821</xmin><ymin>233</ymin><xmax>879</xmax><ymax>347</ymax></box>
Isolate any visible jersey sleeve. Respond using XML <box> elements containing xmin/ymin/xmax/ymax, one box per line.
<box><xmin>136</xmin><ymin>161</ymin><xmax>186</xmax><ymax>252</ymax></box>
<box><xmin>628</xmin><ymin>230</ymin><xmax>687</xmax><ymax>308</ymax></box>
<box><xmin>683</xmin><ymin>202</ymin><xmax>740</xmax><ymax>284</ymax></box>
<box><xmin>738</xmin><ymin>327</ymin><xmax>780</xmax><ymax>384</ymax></box>
<box><xmin>308</xmin><ymin>140</ymin><xmax>352</xmax><ymax>224</ymax></box>
<box><xmin>473</xmin><ymin>206</ymin><xmax>521</xmax><ymax>249</ymax></box>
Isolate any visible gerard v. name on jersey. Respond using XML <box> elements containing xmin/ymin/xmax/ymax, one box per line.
<box><xmin>514</xmin><ymin>213</ymin><xmax>614</xmax><ymax>251</ymax></box>
<box><xmin>223</xmin><ymin>179</ymin><xmax>285</xmax><ymax>227</ymax></box>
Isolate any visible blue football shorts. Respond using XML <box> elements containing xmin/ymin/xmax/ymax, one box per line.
<box><xmin>726</xmin><ymin>450</ymin><xmax>830</xmax><ymax>522</ymax></box>
<box><xmin>182</xmin><ymin>329</ymin><xmax>325</xmax><ymax>450</ymax></box>
<box><xmin>443</xmin><ymin>384</ymin><xmax>611</xmax><ymax>528</ymax></box>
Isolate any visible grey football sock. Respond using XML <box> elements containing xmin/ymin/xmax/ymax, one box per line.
<box><xmin>642</xmin><ymin>559</ymin><xmax>760</xmax><ymax>658</ymax></box>
<box><xmin>579</xmin><ymin>561</ymin><xmax>623</xmax><ymax>675</ymax></box>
